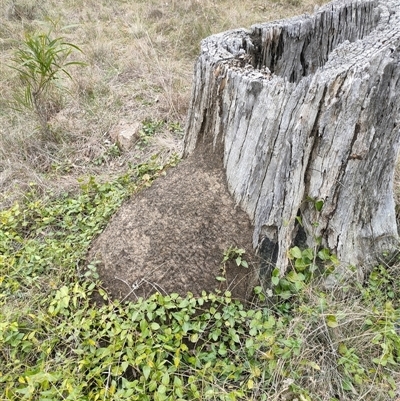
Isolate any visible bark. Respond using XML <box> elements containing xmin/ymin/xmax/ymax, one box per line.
<box><xmin>184</xmin><ymin>0</ymin><xmax>400</xmax><ymax>281</ymax></box>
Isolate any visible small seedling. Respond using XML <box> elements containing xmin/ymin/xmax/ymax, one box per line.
<box><xmin>135</xmin><ymin>119</ymin><xmax>164</xmax><ymax>149</ymax></box>
<box><xmin>92</xmin><ymin>143</ymin><xmax>121</xmax><ymax>166</ymax></box>
<box><xmin>10</xmin><ymin>28</ymin><xmax>84</xmax><ymax>136</ymax></box>
<box><xmin>217</xmin><ymin>246</ymin><xmax>248</xmax><ymax>282</ymax></box>
<box><xmin>222</xmin><ymin>246</ymin><xmax>248</xmax><ymax>268</ymax></box>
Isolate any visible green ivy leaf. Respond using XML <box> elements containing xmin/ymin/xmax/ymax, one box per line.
<box><xmin>318</xmin><ymin>248</ymin><xmax>331</xmax><ymax>261</ymax></box>
<box><xmin>286</xmin><ymin>271</ymin><xmax>298</xmax><ymax>283</ymax></box>
<box><xmin>315</xmin><ymin>199</ymin><xmax>324</xmax><ymax>212</ymax></box>
<box><xmin>341</xmin><ymin>378</ymin><xmax>354</xmax><ymax>391</ymax></box>
<box><xmin>161</xmin><ymin>372</ymin><xmax>170</xmax><ymax>386</ymax></box>
<box><xmin>305</xmin><ymin>360</ymin><xmax>321</xmax><ymax>371</ymax></box>
<box><xmin>289</xmin><ymin>246</ymin><xmax>302</xmax><ymax>259</ymax></box>
<box><xmin>271</xmin><ymin>276</ymin><xmax>280</xmax><ymax>286</ymax></box>
<box><xmin>279</xmin><ymin>291</ymin><xmax>292</xmax><ymax>300</ymax></box>
<box><xmin>142</xmin><ymin>365</ymin><xmax>151</xmax><ymax>380</ymax></box>
<box><xmin>190</xmin><ymin>333</ymin><xmax>199</xmax><ymax>343</ymax></box>
<box><xmin>326</xmin><ymin>314</ymin><xmax>338</xmax><ymax>328</ymax></box>
<box><xmin>302</xmin><ymin>248</ymin><xmax>313</xmax><ymax>260</ymax></box>
<box><xmin>150</xmin><ymin>322</ymin><xmax>160</xmax><ymax>330</ymax></box>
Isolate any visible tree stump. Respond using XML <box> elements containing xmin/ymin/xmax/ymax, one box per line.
<box><xmin>184</xmin><ymin>0</ymin><xmax>400</xmax><ymax>281</ymax></box>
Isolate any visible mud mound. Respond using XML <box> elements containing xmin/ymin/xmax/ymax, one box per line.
<box><xmin>87</xmin><ymin>151</ymin><xmax>259</xmax><ymax>302</ymax></box>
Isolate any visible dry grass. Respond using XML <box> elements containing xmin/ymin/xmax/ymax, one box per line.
<box><xmin>0</xmin><ymin>0</ymin><xmax>330</xmax><ymax>209</ymax></box>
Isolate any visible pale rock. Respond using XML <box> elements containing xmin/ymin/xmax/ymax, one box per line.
<box><xmin>110</xmin><ymin>122</ymin><xmax>141</xmax><ymax>151</ymax></box>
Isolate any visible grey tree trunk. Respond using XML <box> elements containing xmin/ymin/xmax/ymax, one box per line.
<box><xmin>184</xmin><ymin>0</ymin><xmax>400</xmax><ymax>281</ymax></box>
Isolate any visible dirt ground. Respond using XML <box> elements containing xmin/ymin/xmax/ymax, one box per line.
<box><xmin>87</xmin><ymin>150</ymin><xmax>259</xmax><ymax>303</ymax></box>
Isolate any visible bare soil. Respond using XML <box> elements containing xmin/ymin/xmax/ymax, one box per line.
<box><xmin>87</xmin><ymin>150</ymin><xmax>259</xmax><ymax>303</ymax></box>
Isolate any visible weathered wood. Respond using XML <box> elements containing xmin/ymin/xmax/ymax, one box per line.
<box><xmin>184</xmin><ymin>0</ymin><xmax>400</xmax><ymax>281</ymax></box>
